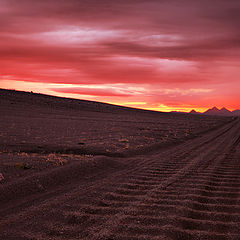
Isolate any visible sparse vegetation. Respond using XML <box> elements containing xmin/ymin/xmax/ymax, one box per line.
<box><xmin>119</xmin><ymin>138</ymin><xmax>129</xmax><ymax>143</ymax></box>
<box><xmin>46</xmin><ymin>153</ymin><xmax>68</xmax><ymax>166</ymax></box>
<box><xmin>16</xmin><ymin>162</ymin><xmax>31</xmax><ymax>170</ymax></box>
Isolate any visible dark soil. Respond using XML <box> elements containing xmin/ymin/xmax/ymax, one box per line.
<box><xmin>0</xmin><ymin>89</ymin><xmax>239</xmax><ymax>240</ymax></box>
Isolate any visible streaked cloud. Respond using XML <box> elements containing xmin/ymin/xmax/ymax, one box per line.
<box><xmin>0</xmin><ymin>0</ymin><xmax>239</xmax><ymax>111</ymax></box>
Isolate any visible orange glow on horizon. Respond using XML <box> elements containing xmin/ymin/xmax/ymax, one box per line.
<box><xmin>0</xmin><ymin>80</ymin><xmax>237</xmax><ymax>113</ymax></box>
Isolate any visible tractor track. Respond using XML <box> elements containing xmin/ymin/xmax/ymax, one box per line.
<box><xmin>0</xmin><ymin>119</ymin><xmax>240</xmax><ymax>240</ymax></box>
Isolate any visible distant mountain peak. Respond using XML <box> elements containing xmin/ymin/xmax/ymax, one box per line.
<box><xmin>219</xmin><ymin>107</ymin><xmax>232</xmax><ymax>113</ymax></box>
<box><xmin>189</xmin><ymin>109</ymin><xmax>200</xmax><ymax>114</ymax></box>
<box><xmin>185</xmin><ymin>106</ymin><xmax>239</xmax><ymax>116</ymax></box>
<box><xmin>204</xmin><ymin>107</ymin><xmax>219</xmax><ymax>115</ymax></box>
<box><xmin>190</xmin><ymin>109</ymin><xmax>197</xmax><ymax>113</ymax></box>
<box><xmin>211</xmin><ymin>106</ymin><xmax>219</xmax><ymax>111</ymax></box>
<box><xmin>204</xmin><ymin>106</ymin><xmax>237</xmax><ymax>116</ymax></box>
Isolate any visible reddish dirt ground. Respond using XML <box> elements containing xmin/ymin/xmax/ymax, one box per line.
<box><xmin>0</xmin><ymin>89</ymin><xmax>239</xmax><ymax>240</ymax></box>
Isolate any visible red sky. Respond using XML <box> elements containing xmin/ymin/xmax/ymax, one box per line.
<box><xmin>0</xmin><ymin>0</ymin><xmax>240</xmax><ymax>112</ymax></box>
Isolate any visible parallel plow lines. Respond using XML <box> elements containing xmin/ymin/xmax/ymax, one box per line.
<box><xmin>1</xmin><ymin>119</ymin><xmax>240</xmax><ymax>239</ymax></box>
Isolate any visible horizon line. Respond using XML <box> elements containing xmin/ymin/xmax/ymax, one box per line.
<box><xmin>0</xmin><ymin>87</ymin><xmax>238</xmax><ymax>114</ymax></box>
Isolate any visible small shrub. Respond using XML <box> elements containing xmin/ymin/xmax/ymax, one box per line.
<box><xmin>16</xmin><ymin>162</ymin><xmax>31</xmax><ymax>170</ymax></box>
<box><xmin>58</xmin><ymin>158</ymin><xmax>68</xmax><ymax>166</ymax></box>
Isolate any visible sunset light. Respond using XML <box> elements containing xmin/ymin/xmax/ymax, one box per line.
<box><xmin>0</xmin><ymin>0</ymin><xmax>239</xmax><ymax>111</ymax></box>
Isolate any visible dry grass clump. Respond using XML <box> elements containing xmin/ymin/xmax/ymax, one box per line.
<box><xmin>118</xmin><ymin>138</ymin><xmax>129</xmax><ymax>143</ymax></box>
<box><xmin>16</xmin><ymin>162</ymin><xmax>31</xmax><ymax>170</ymax></box>
<box><xmin>58</xmin><ymin>158</ymin><xmax>68</xmax><ymax>166</ymax></box>
<box><xmin>46</xmin><ymin>153</ymin><xmax>68</xmax><ymax>166</ymax></box>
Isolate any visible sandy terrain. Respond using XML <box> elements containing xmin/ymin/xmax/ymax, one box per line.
<box><xmin>0</xmin><ymin>89</ymin><xmax>239</xmax><ymax>239</ymax></box>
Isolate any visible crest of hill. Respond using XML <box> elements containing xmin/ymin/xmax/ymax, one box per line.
<box><xmin>1</xmin><ymin>89</ymin><xmax>239</xmax><ymax>117</ymax></box>
<box><xmin>0</xmin><ymin>88</ymin><xmax>165</xmax><ymax>116</ymax></box>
